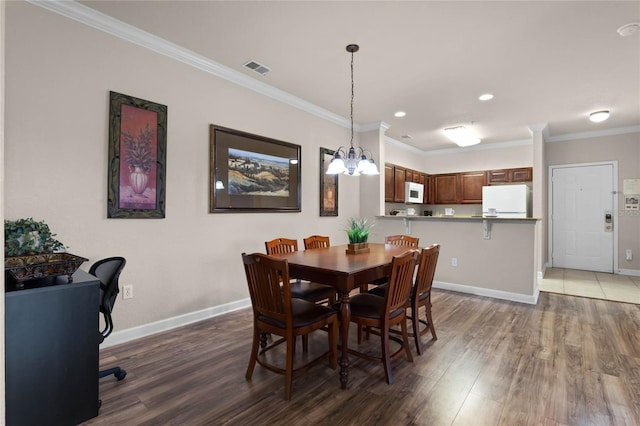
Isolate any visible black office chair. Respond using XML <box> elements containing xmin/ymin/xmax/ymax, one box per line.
<box><xmin>89</xmin><ymin>257</ymin><xmax>127</xmax><ymax>381</ymax></box>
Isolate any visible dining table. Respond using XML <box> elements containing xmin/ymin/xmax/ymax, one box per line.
<box><xmin>270</xmin><ymin>242</ymin><xmax>416</xmax><ymax>389</ymax></box>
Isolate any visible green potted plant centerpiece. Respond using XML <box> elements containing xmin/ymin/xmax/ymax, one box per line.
<box><xmin>4</xmin><ymin>218</ymin><xmax>88</xmax><ymax>288</ymax></box>
<box><xmin>345</xmin><ymin>217</ymin><xmax>374</xmax><ymax>254</ymax></box>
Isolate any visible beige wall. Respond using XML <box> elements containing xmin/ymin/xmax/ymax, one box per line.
<box><xmin>4</xmin><ymin>2</ymin><xmax>361</xmax><ymax>331</ymax></box>
<box><xmin>372</xmin><ymin>218</ymin><xmax>537</xmax><ymax>301</ymax></box>
<box><xmin>385</xmin><ymin>138</ymin><xmax>533</xmax><ymax>175</ymax></box>
<box><xmin>546</xmin><ymin>132</ymin><xmax>640</xmax><ymax>271</ymax></box>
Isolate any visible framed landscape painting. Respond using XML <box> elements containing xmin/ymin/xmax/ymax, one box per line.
<box><xmin>108</xmin><ymin>91</ymin><xmax>167</xmax><ymax>218</ymax></box>
<box><xmin>320</xmin><ymin>147</ymin><xmax>338</xmax><ymax>216</ymax></box>
<box><xmin>209</xmin><ymin>125</ymin><xmax>301</xmax><ymax>213</ymax></box>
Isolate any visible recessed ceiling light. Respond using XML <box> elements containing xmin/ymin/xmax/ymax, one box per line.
<box><xmin>394</xmin><ymin>111</ymin><xmax>406</xmax><ymax>118</ymax></box>
<box><xmin>589</xmin><ymin>110</ymin><xmax>610</xmax><ymax>123</ymax></box>
<box><xmin>478</xmin><ymin>93</ymin><xmax>494</xmax><ymax>101</ymax></box>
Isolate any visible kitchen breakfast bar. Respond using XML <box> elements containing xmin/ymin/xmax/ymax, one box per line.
<box><xmin>376</xmin><ymin>215</ymin><xmax>541</xmax><ymax>304</ymax></box>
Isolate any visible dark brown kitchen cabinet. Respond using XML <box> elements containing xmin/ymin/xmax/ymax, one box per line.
<box><xmin>488</xmin><ymin>167</ymin><xmax>533</xmax><ymax>184</ymax></box>
<box><xmin>458</xmin><ymin>171</ymin><xmax>486</xmax><ymax>203</ymax></box>
<box><xmin>393</xmin><ymin>166</ymin><xmax>406</xmax><ymax>202</ymax></box>
<box><xmin>487</xmin><ymin>169</ymin><xmax>510</xmax><ymax>183</ymax></box>
<box><xmin>384</xmin><ymin>164</ymin><xmax>394</xmax><ymax>202</ymax></box>
<box><xmin>511</xmin><ymin>167</ymin><xmax>532</xmax><ymax>182</ymax></box>
<box><xmin>433</xmin><ymin>174</ymin><xmax>458</xmax><ymax>204</ymax></box>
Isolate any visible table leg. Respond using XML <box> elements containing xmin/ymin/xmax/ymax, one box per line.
<box><xmin>339</xmin><ymin>291</ymin><xmax>351</xmax><ymax>389</ymax></box>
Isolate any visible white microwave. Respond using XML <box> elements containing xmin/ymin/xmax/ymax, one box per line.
<box><xmin>405</xmin><ymin>182</ymin><xmax>424</xmax><ymax>203</ymax></box>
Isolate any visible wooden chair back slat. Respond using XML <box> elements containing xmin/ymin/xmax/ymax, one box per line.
<box><xmin>242</xmin><ymin>253</ymin><xmax>290</xmax><ymax>324</ymax></box>
<box><xmin>265</xmin><ymin>237</ymin><xmax>298</xmax><ymax>255</ymax></box>
<box><xmin>385</xmin><ymin>250</ymin><xmax>419</xmax><ymax>313</ymax></box>
<box><xmin>303</xmin><ymin>235</ymin><xmax>330</xmax><ymax>250</ymax></box>
<box><xmin>385</xmin><ymin>235</ymin><xmax>419</xmax><ymax>248</ymax></box>
<box><xmin>413</xmin><ymin>244</ymin><xmax>440</xmax><ymax>299</ymax></box>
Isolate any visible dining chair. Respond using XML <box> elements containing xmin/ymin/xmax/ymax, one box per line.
<box><xmin>361</xmin><ymin>234</ymin><xmax>420</xmax><ymax>292</ymax></box>
<box><xmin>370</xmin><ymin>244</ymin><xmax>440</xmax><ymax>355</ymax></box>
<box><xmin>347</xmin><ymin>249</ymin><xmax>418</xmax><ymax>384</ymax></box>
<box><xmin>303</xmin><ymin>235</ymin><xmax>330</xmax><ymax>250</ymax></box>
<box><xmin>242</xmin><ymin>252</ymin><xmax>338</xmax><ymax>400</ymax></box>
<box><xmin>265</xmin><ymin>238</ymin><xmax>336</xmax><ymax>305</ymax></box>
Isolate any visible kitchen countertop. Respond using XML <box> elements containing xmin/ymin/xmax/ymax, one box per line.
<box><xmin>378</xmin><ymin>215</ymin><xmax>539</xmax><ymax>221</ymax></box>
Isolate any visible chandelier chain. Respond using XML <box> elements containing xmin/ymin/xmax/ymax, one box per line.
<box><xmin>350</xmin><ymin>49</ymin><xmax>355</xmax><ymax>149</ymax></box>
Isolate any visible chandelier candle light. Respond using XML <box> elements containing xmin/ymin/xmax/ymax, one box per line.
<box><xmin>326</xmin><ymin>44</ymin><xmax>380</xmax><ymax>176</ymax></box>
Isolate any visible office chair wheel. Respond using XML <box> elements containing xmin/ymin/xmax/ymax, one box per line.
<box><xmin>115</xmin><ymin>370</ymin><xmax>127</xmax><ymax>381</ymax></box>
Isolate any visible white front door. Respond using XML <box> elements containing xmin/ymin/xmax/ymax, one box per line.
<box><xmin>551</xmin><ymin>163</ymin><xmax>614</xmax><ymax>272</ymax></box>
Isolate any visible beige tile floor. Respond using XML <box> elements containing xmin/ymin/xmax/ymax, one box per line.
<box><xmin>539</xmin><ymin>268</ymin><xmax>640</xmax><ymax>304</ymax></box>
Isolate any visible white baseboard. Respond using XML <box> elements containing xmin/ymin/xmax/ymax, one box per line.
<box><xmin>433</xmin><ymin>281</ymin><xmax>539</xmax><ymax>305</ymax></box>
<box><xmin>105</xmin><ymin>281</ymin><xmax>543</xmax><ymax>348</ymax></box>
<box><xmin>102</xmin><ymin>298</ymin><xmax>252</xmax><ymax>348</ymax></box>
<box><xmin>617</xmin><ymin>268</ymin><xmax>640</xmax><ymax>277</ymax></box>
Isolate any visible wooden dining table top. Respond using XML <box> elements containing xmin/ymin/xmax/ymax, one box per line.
<box><xmin>270</xmin><ymin>243</ymin><xmax>416</xmax><ymax>293</ymax></box>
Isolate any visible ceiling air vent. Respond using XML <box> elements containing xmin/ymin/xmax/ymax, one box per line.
<box><xmin>243</xmin><ymin>60</ymin><xmax>271</xmax><ymax>76</ymax></box>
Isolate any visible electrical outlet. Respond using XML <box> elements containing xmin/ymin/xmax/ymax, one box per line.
<box><xmin>451</xmin><ymin>257</ymin><xmax>458</xmax><ymax>267</ymax></box>
<box><xmin>626</xmin><ymin>249</ymin><xmax>633</xmax><ymax>261</ymax></box>
<box><xmin>123</xmin><ymin>285</ymin><xmax>133</xmax><ymax>299</ymax></box>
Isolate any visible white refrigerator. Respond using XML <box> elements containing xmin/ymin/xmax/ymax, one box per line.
<box><xmin>482</xmin><ymin>184</ymin><xmax>531</xmax><ymax>218</ymax></box>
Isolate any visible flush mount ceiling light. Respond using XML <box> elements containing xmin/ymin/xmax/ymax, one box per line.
<box><xmin>589</xmin><ymin>110</ymin><xmax>610</xmax><ymax>123</ymax></box>
<box><xmin>442</xmin><ymin>126</ymin><xmax>481</xmax><ymax>147</ymax></box>
<box><xmin>617</xmin><ymin>23</ymin><xmax>640</xmax><ymax>37</ymax></box>
<box><xmin>326</xmin><ymin>44</ymin><xmax>379</xmax><ymax>176</ymax></box>
<box><xmin>478</xmin><ymin>93</ymin><xmax>494</xmax><ymax>101</ymax></box>
<box><xmin>394</xmin><ymin>111</ymin><xmax>407</xmax><ymax>118</ymax></box>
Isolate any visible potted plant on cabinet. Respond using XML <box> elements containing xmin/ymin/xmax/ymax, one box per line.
<box><xmin>4</xmin><ymin>218</ymin><xmax>88</xmax><ymax>288</ymax></box>
<box><xmin>345</xmin><ymin>217</ymin><xmax>374</xmax><ymax>254</ymax></box>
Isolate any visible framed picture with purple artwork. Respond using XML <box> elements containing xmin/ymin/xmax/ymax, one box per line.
<box><xmin>108</xmin><ymin>91</ymin><xmax>167</xmax><ymax>218</ymax></box>
<box><xmin>209</xmin><ymin>125</ymin><xmax>301</xmax><ymax>213</ymax></box>
<box><xmin>320</xmin><ymin>147</ymin><xmax>338</xmax><ymax>216</ymax></box>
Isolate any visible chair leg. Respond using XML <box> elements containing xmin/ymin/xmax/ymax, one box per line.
<box><xmin>328</xmin><ymin>319</ymin><xmax>338</xmax><ymax>369</ymax></box>
<box><xmin>425</xmin><ymin>302</ymin><xmax>437</xmax><ymax>340</ymax></box>
<box><xmin>302</xmin><ymin>335</ymin><xmax>309</xmax><ymax>352</ymax></box>
<box><xmin>99</xmin><ymin>367</ymin><xmax>126</xmax><ymax>381</ymax></box>
<box><xmin>381</xmin><ymin>326</ymin><xmax>393</xmax><ymax>384</ymax></box>
<box><xmin>400</xmin><ymin>316</ymin><xmax>414</xmax><ymax>363</ymax></box>
<box><xmin>246</xmin><ymin>327</ymin><xmax>260</xmax><ymax>380</ymax></box>
<box><xmin>412</xmin><ymin>304</ymin><xmax>424</xmax><ymax>355</ymax></box>
<box><xmin>284</xmin><ymin>333</ymin><xmax>295</xmax><ymax>400</ymax></box>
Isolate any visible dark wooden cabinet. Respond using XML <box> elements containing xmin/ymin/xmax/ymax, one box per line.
<box><xmin>458</xmin><ymin>171</ymin><xmax>486</xmax><ymax>203</ymax></box>
<box><xmin>511</xmin><ymin>167</ymin><xmax>533</xmax><ymax>182</ymax></box>
<box><xmin>5</xmin><ymin>270</ymin><xmax>100</xmax><ymax>425</ymax></box>
<box><xmin>389</xmin><ymin>165</ymin><xmax>532</xmax><ymax>205</ymax></box>
<box><xmin>393</xmin><ymin>167</ymin><xmax>406</xmax><ymax>202</ymax></box>
<box><xmin>384</xmin><ymin>163</ymin><xmax>432</xmax><ymax>204</ymax></box>
<box><xmin>384</xmin><ymin>164</ymin><xmax>394</xmax><ymax>202</ymax></box>
<box><xmin>433</xmin><ymin>174</ymin><xmax>458</xmax><ymax>204</ymax></box>
<box><xmin>488</xmin><ymin>167</ymin><xmax>532</xmax><ymax>184</ymax></box>
<box><xmin>487</xmin><ymin>169</ymin><xmax>510</xmax><ymax>183</ymax></box>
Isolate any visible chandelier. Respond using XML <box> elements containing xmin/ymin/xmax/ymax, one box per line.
<box><xmin>326</xmin><ymin>44</ymin><xmax>379</xmax><ymax>176</ymax></box>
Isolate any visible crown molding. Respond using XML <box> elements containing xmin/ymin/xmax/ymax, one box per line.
<box><xmin>545</xmin><ymin>125</ymin><xmax>640</xmax><ymax>143</ymax></box>
<box><xmin>357</xmin><ymin>121</ymin><xmax>390</xmax><ymax>133</ymax></box>
<box><xmin>27</xmin><ymin>0</ymin><xmax>352</xmax><ymax>130</ymax></box>
<box><xmin>385</xmin><ymin>136</ymin><xmax>533</xmax><ymax>156</ymax></box>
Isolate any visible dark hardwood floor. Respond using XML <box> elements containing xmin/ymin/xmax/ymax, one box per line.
<box><xmin>84</xmin><ymin>290</ymin><xmax>640</xmax><ymax>425</ymax></box>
